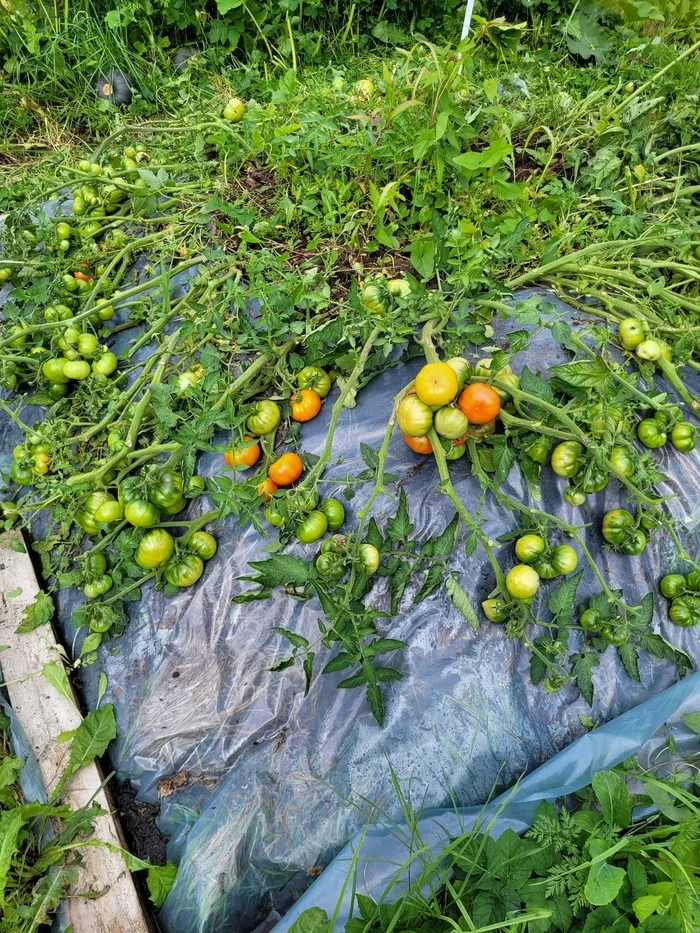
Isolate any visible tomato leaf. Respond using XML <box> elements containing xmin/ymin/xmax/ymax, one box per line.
<box><xmin>617</xmin><ymin>643</ymin><xmax>640</xmax><ymax>682</ymax></box>
<box><xmin>491</xmin><ymin>436</ymin><xmax>516</xmax><ymax>484</ymax></box>
<box><xmin>571</xmin><ymin>651</ymin><xmax>600</xmax><ymax>706</ymax></box>
<box><xmin>273</xmin><ymin>627</ymin><xmax>309</xmax><ymax>649</ymax></box>
<box><xmin>247</xmin><ymin>554</ymin><xmax>310</xmax><ymax>587</ymax></box>
<box><xmin>549</xmin><ymin>569</ymin><xmax>583</xmax><ymax>622</ymax></box>
<box><xmin>302</xmin><ymin>652</ymin><xmax>315</xmax><ymax>696</ymax></box>
<box><xmin>366</xmin><ymin>683</ymin><xmax>384</xmax><ymax>726</ymax></box>
<box><xmin>519</xmin><ymin>366</ymin><xmax>557</xmax><ymax>404</ymax></box>
<box><xmin>552</xmin><ymin>357</ymin><xmax>612</xmax><ymax>390</ymax></box>
<box><xmin>386</xmin><ymin>489</ymin><xmax>413</xmax><ymax>543</ymax></box>
<box><xmin>15</xmin><ymin>590</ymin><xmax>54</xmax><ymax>633</ymax></box>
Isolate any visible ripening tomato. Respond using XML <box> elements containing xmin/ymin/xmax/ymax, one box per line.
<box><xmin>386</xmin><ymin>278</ymin><xmax>411</xmax><ymax>298</ymax></box>
<box><xmin>93</xmin><ymin>499</ymin><xmax>124</xmax><ymax>523</ymax></box>
<box><xmin>445</xmin><ymin>357</ymin><xmax>472</xmax><ymax>390</ymax></box>
<box><xmin>506</xmin><ymin>565</ymin><xmax>540</xmax><ymax>600</ymax></box>
<box><xmin>514</xmin><ymin>534</ymin><xmax>546</xmax><ymax>564</ymax></box>
<box><xmin>124</xmin><ymin>499</ymin><xmax>160</xmax><ymax>528</ymax></box>
<box><xmin>359</xmin><ymin>543</ymin><xmax>380</xmax><ymax>574</ymax></box>
<box><xmin>402</xmin><ymin>433</ymin><xmax>432</xmax><ymax>454</ymax></box>
<box><xmin>291</xmin><ymin>388</ymin><xmax>322</xmax><ymax>422</ymax></box>
<box><xmin>551</xmin><ymin>545</ymin><xmax>578</xmax><ymax>575</ymax></box>
<box><xmin>415</xmin><ymin>362</ymin><xmax>459</xmax><ymax>407</ymax></box>
<box><xmin>551</xmin><ymin>441</ymin><xmax>584</xmax><ymax>478</ymax></box>
<box><xmin>482</xmin><ymin>598</ymin><xmax>508</xmax><ymax>622</ymax></box>
<box><xmin>457</xmin><ymin>383</ymin><xmax>501</xmax><ymax>424</ymax></box>
<box><xmin>257</xmin><ymin>477</ymin><xmax>278</xmax><ymax>500</ymax></box>
<box><xmin>269</xmin><ymin>452</ymin><xmax>303</xmax><ymax>486</ymax></box>
<box><xmin>135</xmin><ymin>529</ymin><xmax>175</xmax><ymax>569</ymax></box>
<box><xmin>224</xmin><ymin>437</ymin><xmax>260</xmax><ymax>469</ymax></box>
<box><xmin>434</xmin><ymin>406</ymin><xmax>469</xmax><ymax>439</ymax></box>
<box><xmin>397</xmin><ymin>395</ymin><xmax>433</xmax><ymax>436</ymax></box>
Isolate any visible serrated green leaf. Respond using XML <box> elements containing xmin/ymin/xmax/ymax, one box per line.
<box><xmin>548</xmin><ymin>569</ymin><xmax>583</xmax><ymax>621</ymax></box>
<box><xmin>618</xmin><ymin>643</ymin><xmax>640</xmax><ymax>682</ymax></box>
<box><xmin>571</xmin><ymin>651</ymin><xmax>600</xmax><ymax>706</ymax></box>
<box><xmin>247</xmin><ymin>554</ymin><xmax>310</xmax><ymax>587</ymax></box>
<box><xmin>491</xmin><ymin>436</ymin><xmax>516</xmax><ymax>484</ymax></box>
<box><xmin>386</xmin><ymin>489</ymin><xmax>413</xmax><ymax>543</ymax></box>
<box><xmin>273</xmin><ymin>627</ymin><xmax>309</xmax><ymax>649</ymax></box>
<box><xmin>15</xmin><ymin>590</ymin><xmax>54</xmax><ymax>633</ymax></box>
<box><xmin>431</xmin><ymin>513</ymin><xmax>459</xmax><ymax>557</ymax></box>
<box><xmin>519</xmin><ymin>366</ymin><xmax>557</xmax><ymax>404</ymax></box>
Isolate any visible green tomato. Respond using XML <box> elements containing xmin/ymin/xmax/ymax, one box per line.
<box><xmin>685</xmin><ymin>571</ymin><xmax>700</xmax><ymax>591</ymax></box>
<box><xmin>579</xmin><ymin>609</ymin><xmax>601</xmax><ymax>632</ymax></box>
<box><xmin>85</xmin><ymin>552</ymin><xmax>108</xmax><ymax>576</ymax></box>
<box><xmin>637</xmin><ymin>418</ymin><xmax>666</xmax><ymax>448</ymax></box>
<box><xmin>63</xmin><ymin>360</ymin><xmax>91</xmax><ymax>380</ymax></box>
<box><xmin>84</xmin><ymin>575</ymin><xmax>113</xmax><ymax>599</ymax></box>
<box><xmin>107</xmin><ymin>430</ymin><xmax>126</xmax><ymax>452</ymax></box>
<box><xmin>161</xmin><ymin>496</ymin><xmax>187</xmax><ymax>516</ymax></box>
<box><xmin>551</xmin><ymin>441</ymin><xmax>584</xmax><ymax>478</ymax></box>
<box><xmin>474</xmin><ymin>358</ymin><xmax>512</xmax><ymax>379</ymax></box>
<box><xmin>445</xmin><ymin>441</ymin><xmax>466</xmax><ymax>460</ymax></box>
<box><xmin>445</xmin><ymin>357</ymin><xmax>472</xmax><ymax>390</ymax></box>
<box><xmin>124</xmin><ymin>499</ymin><xmax>160</xmax><ymax>528</ymax></box>
<box><xmin>10</xmin><ymin>460</ymin><xmax>34</xmax><ymax>486</ymax></box>
<box><xmin>188</xmin><ymin>531</ymin><xmax>217</xmax><ymax>560</ymax></box>
<box><xmin>135</xmin><ymin>529</ymin><xmax>175</xmax><ymax>569</ymax></box>
<box><xmin>49</xmin><ymin>380</ymin><xmax>68</xmax><ymax>400</ymax></box>
<box><xmin>223</xmin><ymin>97</ymin><xmax>246</xmax><ymax>122</ymax></box>
<box><xmin>296</xmin><ymin>510</ymin><xmax>328</xmax><ymax>544</ymax></box>
<box><xmin>264</xmin><ymin>501</ymin><xmax>286</xmax><ymax>527</ymax></box>
<box><xmin>118</xmin><ymin>479</ymin><xmax>143</xmax><ymax>511</ymax></box>
<box><xmin>669</xmin><ymin>598</ymin><xmax>697</xmax><ymax>627</ymax></box>
<box><xmin>0</xmin><ymin>267</ymin><xmax>14</xmax><ymax>282</ymax></box>
<box><xmin>581</xmin><ymin>468</ymin><xmax>608</xmax><ymax>494</ymax></box>
<box><xmin>97</xmin><ymin>304</ymin><xmax>115</xmax><ymax>321</ymax></box>
<box><xmin>636</xmin><ymin>339</ymin><xmax>661</xmax><ymax>362</ymax></box>
<box><xmin>186</xmin><ymin>475</ymin><xmax>206</xmax><ymax>497</ymax></box>
<box><xmin>525</xmin><ymin>436</ymin><xmax>551</xmax><ymax>465</ymax></box>
<box><xmin>42</xmin><ymin>358</ymin><xmax>70</xmax><ymax>384</ymax></box>
<box><xmin>322</xmin><ymin>498</ymin><xmax>345</xmax><ymax>531</ymax></box>
<box><xmin>660</xmin><ymin>574</ymin><xmax>686</xmax><ymax>599</ymax></box>
<box><xmin>618</xmin><ymin>317</ymin><xmax>645</xmax><ymax>350</ymax></box>
<box><xmin>551</xmin><ymin>545</ymin><xmax>578</xmax><ymax>575</ymax></box>
<box><xmin>671</xmin><ymin>422</ymin><xmax>696</xmax><ymax>453</ymax></box>
<box><xmin>359</xmin><ymin>543</ymin><xmax>381</xmax><ymax>574</ymax></box>
<box><xmin>493</xmin><ymin>372</ymin><xmax>520</xmax><ymax>403</ymax></box>
<box><xmin>397</xmin><ymin>395</ymin><xmax>434</xmax><ymax>437</ymax></box>
<box><xmin>622</xmin><ymin>530</ymin><xmax>647</xmax><ymax>556</ymax></box>
<box><xmin>164</xmin><ymin>553</ymin><xmax>204</xmax><ymax>587</ymax></box>
<box><xmin>315</xmin><ymin>552</ymin><xmax>346</xmax><ymax>580</ymax></box>
<box><xmin>297</xmin><ymin>366</ymin><xmax>331</xmax><ymax>398</ymax></box>
<box><xmin>92</xmin><ymin>352</ymin><xmax>118</xmax><ymax>376</ymax></box>
<box><xmin>505</xmin><ymin>564</ymin><xmax>540</xmax><ymax>600</ymax></box>
<box><xmin>434</xmin><ymin>406</ymin><xmax>469</xmax><ymax>440</ymax></box>
<box><xmin>246</xmin><ymin>399</ymin><xmax>281</xmax><ymax>435</ymax></box>
<box><xmin>482</xmin><ymin>598</ymin><xmax>507</xmax><ymax>623</ymax></box>
<box><xmin>77</xmin><ymin>491</ymin><xmax>115</xmax><ymax>534</ymax></box>
<box><xmin>148</xmin><ymin>470</ymin><xmax>184</xmax><ymax>509</ymax></box>
<box><xmin>601</xmin><ymin>508</ymin><xmax>635</xmax><ymax>547</ymax></box>
<box><xmin>55</xmin><ymin>221</ymin><xmax>73</xmax><ymax>240</ymax></box>
<box><xmin>564</xmin><ymin>487</ymin><xmax>586</xmax><ymax>507</ymax></box>
<box><xmin>72</xmin><ymin>196</ymin><xmax>87</xmax><ymax>215</ymax></box>
<box><xmin>386</xmin><ymin>278</ymin><xmax>411</xmax><ymax>298</ymax></box>
<box><xmin>89</xmin><ymin>612</ymin><xmax>115</xmax><ymax>633</ymax></box>
<box><xmin>609</xmin><ymin>446</ymin><xmax>634</xmax><ymax>477</ymax></box>
<box><xmin>601</xmin><ymin>623</ymin><xmax>631</xmax><ymax>646</ymax></box>
<box><xmin>93</xmin><ymin>499</ymin><xmax>124</xmax><ymax>523</ymax></box>
<box><xmin>514</xmin><ymin>534</ymin><xmax>546</xmax><ymax>564</ymax></box>
<box><xmin>532</xmin><ymin>556</ymin><xmax>557</xmax><ymax>580</ymax></box>
<box><xmin>360</xmin><ymin>281</ymin><xmax>388</xmax><ymax>314</ymax></box>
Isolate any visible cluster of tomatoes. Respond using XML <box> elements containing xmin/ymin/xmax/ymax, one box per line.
<box><xmin>71</xmin><ymin>149</ymin><xmax>150</xmax><ymax>222</ymax></box>
<box><xmin>224</xmin><ymin>366</ymin><xmax>340</xmax><ymax>542</ymax></box>
<box><xmin>397</xmin><ymin>358</ymin><xmax>505</xmax><ymax>458</ymax></box>
<box><xmin>658</xmin><ymin>571</ymin><xmax>700</xmax><ymax>628</ymax></box>
<box><xmin>482</xmin><ymin>533</ymin><xmax>579</xmax><ymax>619</ymax></box>
<box><xmin>10</xmin><ymin>430</ymin><xmax>54</xmax><ymax>486</ymax></box>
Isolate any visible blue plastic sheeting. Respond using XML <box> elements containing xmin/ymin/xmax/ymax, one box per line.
<box><xmin>2</xmin><ymin>263</ymin><xmax>700</xmax><ymax>932</ymax></box>
<box><xmin>278</xmin><ymin>673</ymin><xmax>700</xmax><ymax>930</ymax></box>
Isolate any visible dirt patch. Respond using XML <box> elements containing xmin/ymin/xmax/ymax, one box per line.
<box><xmin>114</xmin><ymin>781</ymin><xmax>169</xmax><ymax>866</ymax></box>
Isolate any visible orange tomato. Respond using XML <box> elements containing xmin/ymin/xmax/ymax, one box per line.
<box><xmin>458</xmin><ymin>383</ymin><xmax>501</xmax><ymax>424</ymax></box>
<box><xmin>224</xmin><ymin>436</ymin><xmax>260</xmax><ymax>469</ymax></box>
<box><xmin>414</xmin><ymin>362</ymin><xmax>458</xmax><ymax>407</ymax></box>
<box><xmin>402</xmin><ymin>433</ymin><xmax>433</xmax><ymax>454</ymax></box>
<box><xmin>268</xmin><ymin>451</ymin><xmax>303</xmax><ymax>486</ymax></box>
<box><xmin>73</xmin><ymin>271</ymin><xmax>91</xmax><ymax>282</ymax></box>
<box><xmin>257</xmin><ymin>477</ymin><xmax>278</xmax><ymax>500</ymax></box>
<box><xmin>290</xmin><ymin>388</ymin><xmax>322</xmax><ymax>422</ymax></box>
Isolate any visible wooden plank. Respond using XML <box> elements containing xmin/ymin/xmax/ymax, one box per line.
<box><xmin>0</xmin><ymin>531</ymin><xmax>152</xmax><ymax>933</ymax></box>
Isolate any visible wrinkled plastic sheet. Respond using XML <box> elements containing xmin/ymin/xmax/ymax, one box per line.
<box><xmin>280</xmin><ymin>673</ymin><xmax>700</xmax><ymax>930</ymax></box>
<box><xmin>2</xmin><ymin>253</ymin><xmax>700</xmax><ymax>932</ymax></box>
